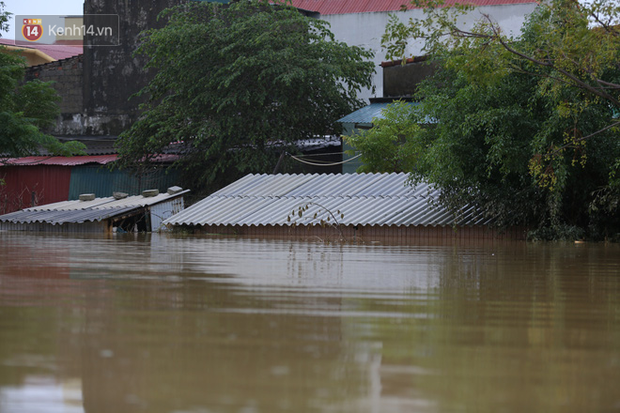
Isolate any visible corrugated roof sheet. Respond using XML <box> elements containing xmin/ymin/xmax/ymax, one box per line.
<box><xmin>164</xmin><ymin>173</ymin><xmax>490</xmax><ymax>228</ymax></box>
<box><xmin>0</xmin><ymin>154</ymin><xmax>178</xmax><ymax>167</ymax></box>
<box><xmin>337</xmin><ymin>102</ymin><xmax>429</xmax><ymax>124</ymax></box>
<box><xmin>289</xmin><ymin>0</ymin><xmax>538</xmax><ymax>15</ymax></box>
<box><xmin>0</xmin><ymin>155</ymin><xmax>118</xmax><ymax>166</ymax></box>
<box><xmin>0</xmin><ymin>39</ymin><xmax>83</xmax><ymax>61</ymax></box>
<box><xmin>337</xmin><ymin>102</ymin><xmax>392</xmax><ymax>124</ymax></box>
<box><xmin>0</xmin><ymin>206</ymin><xmax>138</xmax><ymax>225</ymax></box>
<box><xmin>0</xmin><ymin>190</ymin><xmax>189</xmax><ymax>225</ymax></box>
<box><xmin>67</xmin><ymin>165</ymin><xmax>181</xmax><ymax>201</ymax></box>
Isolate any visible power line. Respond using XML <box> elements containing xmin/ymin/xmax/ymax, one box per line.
<box><xmin>294</xmin><ymin>151</ymin><xmax>350</xmax><ymax>157</ymax></box>
<box><xmin>288</xmin><ymin>153</ymin><xmax>362</xmax><ymax>167</ymax></box>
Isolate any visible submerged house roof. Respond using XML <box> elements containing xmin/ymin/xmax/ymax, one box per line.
<box><xmin>0</xmin><ymin>188</ymin><xmax>189</xmax><ymax>227</ymax></box>
<box><xmin>164</xmin><ymin>173</ymin><xmax>490</xmax><ymax>228</ymax></box>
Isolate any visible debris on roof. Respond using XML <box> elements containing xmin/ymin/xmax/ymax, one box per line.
<box><xmin>164</xmin><ymin>173</ymin><xmax>490</xmax><ymax>228</ymax></box>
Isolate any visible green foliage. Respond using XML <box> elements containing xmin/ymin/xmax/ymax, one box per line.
<box><xmin>527</xmin><ymin>224</ymin><xmax>585</xmax><ymax>242</ymax></box>
<box><xmin>373</xmin><ymin>0</ymin><xmax>620</xmax><ymax>239</ymax></box>
<box><xmin>0</xmin><ymin>2</ymin><xmax>84</xmax><ymax>158</ymax></box>
<box><xmin>0</xmin><ymin>2</ymin><xmax>8</xmax><ymax>33</ymax></box>
<box><xmin>344</xmin><ymin>101</ymin><xmax>421</xmax><ymax>173</ymax></box>
<box><xmin>117</xmin><ymin>0</ymin><xmax>375</xmax><ymax>194</ymax></box>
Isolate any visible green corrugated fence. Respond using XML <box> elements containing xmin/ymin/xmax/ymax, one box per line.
<box><xmin>68</xmin><ymin>165</ymin><xmax>180</xmax><ymax>200</ymax></box>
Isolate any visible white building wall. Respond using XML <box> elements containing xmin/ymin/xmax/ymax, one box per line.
<box><xmin>320</xmin><ymin>3</ymin><xmax>539</xmax><ymax>100</ymax></box>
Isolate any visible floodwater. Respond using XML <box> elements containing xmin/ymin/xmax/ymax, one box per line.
<box><xmin>0</xmin><ymin>234</ymin><xmax>619</xmax><ymax>413</ymax></box>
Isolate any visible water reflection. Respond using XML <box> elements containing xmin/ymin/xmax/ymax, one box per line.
<box><xmin>0</xmin><ymin>233</ymin><xmax>619</xmax><ymax>412</ymax></box>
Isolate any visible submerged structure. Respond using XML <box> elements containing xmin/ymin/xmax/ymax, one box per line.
<box><xmin>0</xmin><ymin>187</ymin><xmax>188</xmax><ymax>234</ymax></box>
<box><xmin>0</xmin><ymin>154</ymin><xmax>179</xmax><ymax>215</ymax></box>
<box><xmin>164</xmin><ymin>173</ymin><xmax>525</xmax><ymax>241</ymax></box>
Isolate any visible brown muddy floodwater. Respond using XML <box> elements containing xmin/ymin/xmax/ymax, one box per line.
<box><xmin>0</xmin><ymin>233</ymin><xmax>619</xmax><ymax>413</ymax></box>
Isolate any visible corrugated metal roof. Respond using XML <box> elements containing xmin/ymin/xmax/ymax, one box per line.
<box><xmin>0</xmin><ymin>155</ymin><xmax>118</xmax><ymax>166</ymax></box>
<box><xmin>0</xmin><ymin>206</ymin><xmax>138</xmax><ymax>225</ymax></box>
<box><xmin>164</xmin><ymin>173</ymin><xmax>490</xmax><ymax>228</ymax></box>
<box><xmin>0</xmin><ymin>164</ymin><xmax>72</xmax><ymax>214</ymax></box>
<box><xmin>0</xmin><ymin>190</ymin><xmax>189</xmax><ymax>226</ymax></box>
<box><xmin>0</xmin><ymin>39</ymin><xmax>83</xmax><ymax>61</ymax></box>
<box><xmin>0</xmin><ymin>154</ymin><xmax>178</xmax><ymax>167</ymax></box>
<box><xmin>338</xmin><ymin>102</ymin><xmax>433</xmax><ymax>124</ymax></box>
<box><xmin>337</xmin><ymin>102</ymin><xmax>392</xmax><ymax>124</ymax></box>
<box><xmin>289</xmin><ymin>0</ymin><xmax>538</xmax><ymax>15</ymax></box>
<box><xmin>337</xmin><ymin>102</ymin><xmax>421</xmax><ymax>124</ymax></box>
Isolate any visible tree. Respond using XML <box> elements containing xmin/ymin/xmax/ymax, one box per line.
<box><xmin>348</xmin><ymin>0</ymin><xmax>620</xmax><ymax>239</ymax></box>
<box><xmin>383</xmin><ymin>0</ymin><xmax>620</xmax><ymax>125</ymax></box>
<box><xmin>344</xmin><ymin>101</ymin><xmax>420</xmax><ymax>173</ymax></box>
<box><xmin>0</xmin><ymin>2</ymin><xmax>84</xmax><ymax>160</ymax></box>
<box><xmin>0</xmin><ymin>1</ymin><xmax>7</xmax><ymax>34</ymax></box>
<box><xmin>116</xmin><ymin>0</ymin><xmax>375</xmax><ymax>194</ymax></box>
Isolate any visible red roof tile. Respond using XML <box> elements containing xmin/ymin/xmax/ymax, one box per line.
<box><xmin>0</xmin><ymin>154</ymin><xmax>179</xmax><ymax>167</ymax></box>
<box><xmin>0</xmin><ymin>155</ymin><xmax>118</xmax><ymax>166</ymax></box>
<box><xmin>290</xmin><ymin>0</ymin><xmax>538</xmax><ymax>14</ymax></box>
<box><xmin>0</xmin><ymin>39</ymin><xmax>82</xmax><ymax>61</ymax></box>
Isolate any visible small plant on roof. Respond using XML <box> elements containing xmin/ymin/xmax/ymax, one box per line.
<box><xmin>287</xmin><ymin>202</ymin><xmax>346</xmax><ymax>242</ymax></box>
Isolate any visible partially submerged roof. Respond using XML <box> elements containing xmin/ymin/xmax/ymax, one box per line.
<box><xmin>0</xmin><ymin>188</ymin><xmax>189</xmax><ymax>226</ymax></box>
<box><xmin>289</xmin><ymin>0</ymin><xmax>538</xmax><ymax>15</ymax></box>
<box><xmin>164</xmin><ymin>173</ymin><xmax>489</xmax><ymax>228</ymax></box>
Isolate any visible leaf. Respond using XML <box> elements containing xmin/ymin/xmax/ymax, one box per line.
<box><xmin>373</xmin><ymin>0</ymin><xmax>620</xmax><ymax>237</ymax></box>
<box><xmin>117</xmin><ymin>0</ymin><xmax>375</xmax><ymax>195</ymax></box>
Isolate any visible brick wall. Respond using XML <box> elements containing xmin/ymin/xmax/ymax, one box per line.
<box><xmin>25</xmin><ymin>55</ymin><xmax>83</xmax><ymax>115</ymax></box>
<box><xmin>83</xmin><ymin>0</ymin><xmax>186</xmax><ymax>135</ymax></box>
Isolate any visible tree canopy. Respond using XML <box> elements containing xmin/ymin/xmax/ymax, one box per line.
<box><xmin>0</xmin><ymin>2</ymin><xmax>84</xmax><ymax>160</ymax></box>
<box><xmin>345</xmin><ymin>101</ymin><xmax>420</xmax><ymax>173</ymax></box>
<box><xmin>116</xmin><ymin>0</ymin><xmax>375</xmax><ymax>194</ymax></box>
<box><xmin>347</xmin><ymin>0</ymin><xmax>620</xmax><ymax>240</ymax></box>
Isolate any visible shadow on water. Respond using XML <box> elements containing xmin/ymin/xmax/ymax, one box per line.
<box><xmin>0</xmin><ymin>233</ymin><xmax>619</xmax><ymax>413</ymax></box>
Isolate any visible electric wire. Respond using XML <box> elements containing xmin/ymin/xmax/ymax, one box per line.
<box><xmin>288</xmin><ymin>153</ymin><xmax>362</xmax><ymax>167</ymax></box>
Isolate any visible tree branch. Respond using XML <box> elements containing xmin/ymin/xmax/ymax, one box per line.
<box><xmin>475</xmin><ymin>13</ymin><xmax>620</xmax><ymax>109</ymax></box>
<box><xmin>546</xmin><ymin>120</ymin><xmax>620</xmax><ymax>159</ymax></box>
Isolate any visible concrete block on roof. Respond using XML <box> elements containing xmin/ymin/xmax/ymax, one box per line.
<box><xmin>167</xmin><ymin>186</ymin><xmax>183</xmax><ymax>195</ymax></box>
<box><xmin>142</xmin><ymin>189</ymin><xmax>159</xmax><ymax>197</ymax></box>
